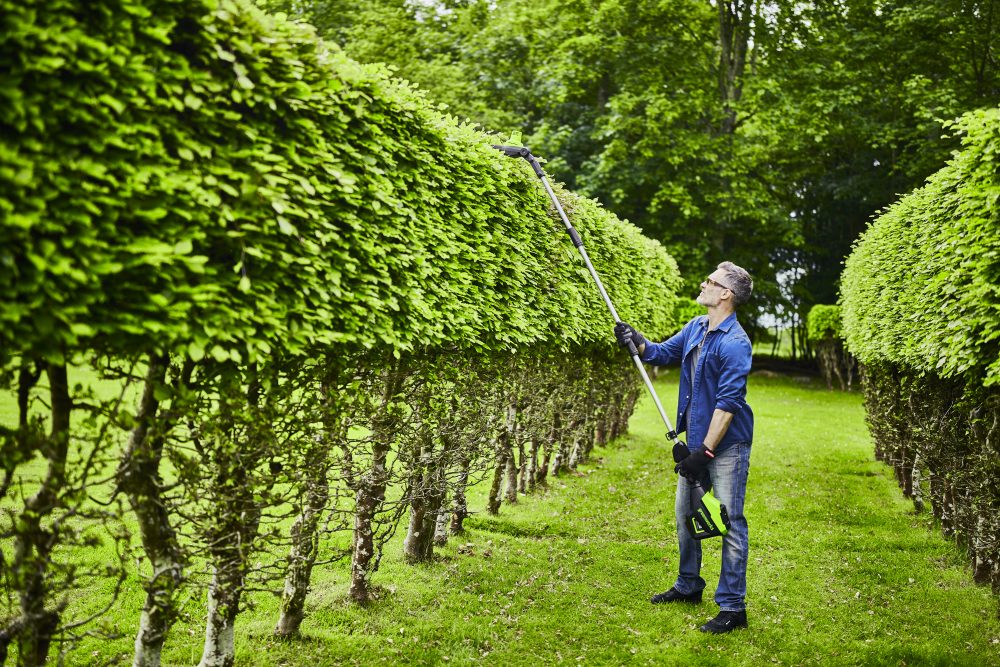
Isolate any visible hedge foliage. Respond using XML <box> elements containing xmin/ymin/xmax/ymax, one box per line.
<box><xmin>840</xmin><ymin>107</ymin><xmax>1000</xmax><ymax>597</ymax></box>
<box><xmin>805</xmin><ymin>304</ymin><xmax>841</xmax><ymax>342</ymax></box>
<box><xmin>840</xmin><ymin>108</ymin><xmax>1000</xmax><ymax>385</ymax></box>
<box><xmin>0</xmin><ymin>0</ymin><xmax>682</xmax><ymax>369</ymax></box>
<box><xmin>0</xmin><ymin>0</ymin><xmax>684</xmax><ymax>661</ymax></box>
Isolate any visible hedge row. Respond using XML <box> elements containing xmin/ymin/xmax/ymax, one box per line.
<box><xmin>0</xmin><ymin>0</ymin><xmax>681</xmax><ymax>367</ymax></box>
<box><xmin>840</xmin><ymin>107</ymin><xmax>1000</xmax><ymax>599</ymax></box>
<box><xmin>805</xmin><ymin>304</ymin><xmax>854</xmax><ymax>390</ymax></box>
<box><xmin>0</xmin><ymin>0</ymin><xmax>684</xmax><ymax>664</ymax></box>
<box><xmin>841</xmin><ymin>108</ymin><xmax>1000</xmax><ymax>385</ymax></box>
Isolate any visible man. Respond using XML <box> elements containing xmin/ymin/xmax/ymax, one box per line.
<box><xmin>614</xmin><ymin>261</ymin><xmax>753</xmax><ymax>634</ymax></box>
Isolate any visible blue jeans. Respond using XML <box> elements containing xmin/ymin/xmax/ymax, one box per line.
<box><xmin>673</xmin><ymin>442</ymin><xmax>751</xmax><ymax>611</ymax></box>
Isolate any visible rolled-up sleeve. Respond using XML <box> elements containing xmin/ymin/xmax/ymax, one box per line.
<box><xmin>715</xmin><ymin>336</ymin><xmax>752</xmax><ymax>414</ymax></box>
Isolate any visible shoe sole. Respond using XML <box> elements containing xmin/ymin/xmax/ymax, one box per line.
<box><xmin>650</xmin><ymin>594</ymin><xmax>702</xmax><ymax>604</ymax></box>
<box><xmin>699</xmin><ymin>622</ymin><xmax>748</xmax><ymax>633</ymax></box>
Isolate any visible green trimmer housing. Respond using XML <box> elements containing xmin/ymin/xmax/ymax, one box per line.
<box><xmin>685</xmin><ymin>482</ymin><xmax>731</xmax><ymax>540</ymax></box>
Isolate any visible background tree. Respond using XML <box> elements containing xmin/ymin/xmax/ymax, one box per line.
<box><xmin>259</xmin><ymin>0</ymin><xmax>1000</xmax><ymax>350</ymax></box>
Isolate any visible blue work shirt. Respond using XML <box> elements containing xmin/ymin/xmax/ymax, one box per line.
<box><xmin>640</xmin><ymin>312</ymin><xmax>753</xmax><ymax>454</ymax></box>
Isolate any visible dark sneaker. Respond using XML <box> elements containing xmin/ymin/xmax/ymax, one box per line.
<box><xmin>650</xmin><ymin>587</ymin><xmax>702</xmax><ymax>604</ymax></box>
<box><xmin>699</xmin><ymin>610</ymin><xmax>748</xmax><ymax>633</ymax></box>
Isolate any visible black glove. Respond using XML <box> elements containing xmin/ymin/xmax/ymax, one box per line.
<box><xmin>614</xmin><ymin>321</ymin><xmax>647</xmax><ymax>352</ymax></box>
<box><xmin>674</xmin><ymin>444</ymin><xmax>715</xmax><ymax>480</ymax></box>
<box><xmin>672</xmin><ymin>441</ymin><xmax>689</xmax><ymax>463</ymax></box>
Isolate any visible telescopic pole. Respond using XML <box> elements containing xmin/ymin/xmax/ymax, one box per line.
<box><xmin>492</xmin><ymin>145</ymin><xmax>686</xmax><ymax>454</ymax></box>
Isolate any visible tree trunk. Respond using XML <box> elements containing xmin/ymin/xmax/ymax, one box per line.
<box><xmin>567</xmin><ymin>436</ymin><xmax>582</xmax><ymax>471</ymax></box>
<box><xmin>276</xmin><ymin>361</ymin><xmax>346</xmax><ymax>636</ymax></box>
<box><xmin>504</xmin><ymin>443</ymin><xmax>519</xmax><ymax>504</ymax></box>
<box><xmin>349</xmin><ymin>356</ymin><xmax>405</xmax><ymax>604</ymax></box>
<box><xmin>487</xmin><ymin>447</ymin><xmax>506</xmax><ymax>515</ymax></box>
<box><xmin>198</xmin><ymin>569</ymin><xmax>240</xmax><ymax>667</ymax></box>
<box><xmin>349</xmin><ymin>468</ymin><xmax>385</xmax><ymax>603</ymax></box>
<box><xmin>118</xmin><ymin>356</ymin><xmax>187</xmax><ymax>667</ymax></box>
<box><xmin>517</xmin><ymin>436</ymin><xmax>528</xmax><ymax>494</ymax></box>
<box><xmin>12</xmin><ymin>363</ymin><xmax>71</xmax><ymax>666</ymax></box>
<box><xmin>274</xmin><ymin>468</ymin><xmax>328</xmax><ymax>637</ymax></box>
<box><xmin>414</xmin><ymin>466</ymin><xmax>446</xmax><ymax>559</ymax></box>
<box><xmin>198</xmin><ymin>500</ymin><xmax>261</xmax><ymax>667</ymax></box>
<box><xmin>537</xmin><ymin>441</ymin><xmax>552</xmax><ymax>486</ymax></box>
<box><xmin>450</xmin><ymin>456</ymin><xmax>470</xmax><ymax>534</ymax></box>
<box><xmin>717</xmin><ymin>0</ymin><xmax>754</xmax><ymax>134</ymax></box>
<box><xmin>527</xmin><ymin>439</ymin><xmax>539</xmax><ymax>493</ymax></box>
<box><xmin>434</xmin><ymin>488</ymin><xmax>450</xmax><ymax>547</ymax></box>
<box><xmin>404</xmin><ymin>429</ymin><xmax>447</xmax><ymax>563</ymax></box>
<box><xmin>198</xmin><ymin>370</ymin><xmax>267</xmax><ymax>667</ymax></box>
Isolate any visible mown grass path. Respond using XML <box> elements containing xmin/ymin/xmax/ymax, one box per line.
<box><xmin>189</xmin><ymin>371</ymin><xmax>999</xmax><ymax>667</ymax></box>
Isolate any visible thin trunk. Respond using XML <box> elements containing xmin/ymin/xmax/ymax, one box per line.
<box><xmin>567</xmin><ymin>435</ymin><xmax>582</xmax><ymax>471</ymax></box>
<box><xmin>434</xmin><ymin>487</ymin><xmax>450</xmax><ymax>547</ymax></box>
<box><xmin>274</xmin><ymin>469</ymin><xmax>328</xmax><ymax>637</ymax></box>
<box><xmin>349</xmin><ymin>470</ymin><xmax>384</xmax><ymax>603</ymax></box>
<box><xmin>349</xmin><ymin>356</ymin><xmax>404</xmax><ymax>603</ymax></box>
<box><xmin>504</xmin><ymin>443</ymin><xmax>518</xmax><ymax>504</ymax></box>
<box><xmin>717</xmin><ymin>0</ymin><xmax>753</xmax><ymax>134</ymax></box>
<box><xmin>487</xmin><ymin>446</ymin><xmax>506</xmax><ymax>515</ymax></box>
<box><xmin>517</xmin><ymin>437</ymin><xmax>528</xmax><ymax>494</ymax></box>
<box><xmin>503</xmin><ymin>403</ymin><xmax>518</xmax><ymax>504</ymax></box>
<box><xmin>418</xmin><ymin>467</ymin><xmax>446</xmax><ymax>556</ymax></box>
<box><xmin>12</xmin><ymin>363</ymin><xmax>71</xmax><ymax>666</ymax></box>
<box><xmin>403</xmin><ymin>431</ymin><xmax>438</xmax><ymax>563</ymax></box>
<box><xmin>276</xmin><ymin>362</ymin><xmax>343</xmax><ymax>635</ymax></box>
<box><xmin>199</xmin><ymin>371</ymin><xmax>265</xmax><ymax>667</ymax></box>
<box><xmin>911</xmin><ymin>453</ymin><xmax>924</xmax><ymax>513</ymax></box>
<box><xmin>198</xmin><ymin>570</ymin><xmax>239</xmax><ymax>667</ymax></box>
<box><xmin>537</xmin><ymin>441</ymin><xmax>552</xmax><ymax>486</ymax></box>
<box><xmin>119</xmin><ymin>355</ymin><xmax>187</xmax><ymax>667</ymax></box>
<box><xmin>402</xmin><ymin>490</ymin><xmax>428</xmax><ymax>563</ymax></box>
<box><xmin>527</xmin><ymin>439</ymin><xmax>539</xmax><ymax>493</ymax></box>
<box><xmin>450</xmin><ymin>456</ymin><xmax>470</xmax><ymax>534</ymax></box>
<box><xmin>198</xmin><ymin>505</ymin><xmax>262</xmax><ymax>667</ymax></box>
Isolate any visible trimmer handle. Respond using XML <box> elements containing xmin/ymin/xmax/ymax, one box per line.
<box><xmin>491</xmin><ymin>144</ymin><xmax>530</xmax><ymax>158</ymax></box>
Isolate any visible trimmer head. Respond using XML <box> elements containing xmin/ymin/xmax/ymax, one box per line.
<box><xmin>685</xmin><ymin>484</ymin><xmax>731</xmax><ymax>540</ymax></box>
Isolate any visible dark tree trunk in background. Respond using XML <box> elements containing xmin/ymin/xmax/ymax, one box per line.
<box><xmin>717</xmin><ymin>0</ymin><xmax>754</xmax><ymax>134</ymax></box>
<box><xmin>450</xmin><ymin>456</ymin><xmax>470</xmax><ymax>534</ymax></box>
<box><xmin>487</xmin><ymin>445</ymin><xmax>506</xmax><ymax>515</ymax></box>
<box><xmin>11</xmin><ymin>363</ymin><xmax>71</xmax><ymax>667</ymax></box>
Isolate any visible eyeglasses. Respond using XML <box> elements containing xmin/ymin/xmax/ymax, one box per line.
<box><xmin>704</xmin><ymin>276</ymin><xmax>731</xmax><ymax>291</ymax></box>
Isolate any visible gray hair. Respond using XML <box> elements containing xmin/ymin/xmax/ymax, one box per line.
<box><xmin>717</xmin><ymin>261</ymin><xmax>753</xmax><ymax>307</ymax></box>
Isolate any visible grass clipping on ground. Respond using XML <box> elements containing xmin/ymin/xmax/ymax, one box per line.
<box><xmin>49</xmin><ymin>373</ymin><xmax>1000</xmax><ymax>666</ymax></box>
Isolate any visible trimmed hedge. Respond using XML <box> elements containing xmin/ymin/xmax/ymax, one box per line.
<box><xmin>805</xmin><ymin>304</ymin><xmax>841</xmax><ymax>343</ymax></box>
<box><xmin>806</xmin><ymin>304</ymin><xmax>853</xmax><ymax>390</ymax></box>
<box><xmin>841</xmin><ymin>108</ymin><xmax>1000</xmax><ymax>385</ymax></box>
<box><xmin>0</xmin><ymin>0</ymin><xmax>685</xmax><ymax>662</ymax></box>
<box><xmin>0</xmin><ymin>0</ymin><xmax>682</xmax><ymax>367</ymax></box>
<box><xmin>840</xmin><ymin>107</ymin><xmax>1000</xmax><ymax>598</ymax></box>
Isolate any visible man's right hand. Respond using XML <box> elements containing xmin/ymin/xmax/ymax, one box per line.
<box><xmin>614</xmin><ymin>322</ymin><xmax>647</xmax><ymax>353</ymax></box>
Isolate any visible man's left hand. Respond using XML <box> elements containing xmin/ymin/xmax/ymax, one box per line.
<box><xmin>675</xmin><ymin>444</ymin><xmax>715</xmax><ymax>479</ymax></box>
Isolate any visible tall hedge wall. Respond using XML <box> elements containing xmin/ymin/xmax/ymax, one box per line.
<box><xmin>0</xmin><ymin>0</ymin><xmax>681</xmax><ymax>368</ymax></box>
<box><xmin>0</xmin><ymin>0</ymin><xmax>685</xmax><ymax>662</ymax></box>
<box><xmin>841</xmin><ymin>108</ymin><xmax>1000</xmax><ymax>384</ymax></box>
<box><xmin>840</xmin><ymin>107</ymin><xmax>1000</xmax><ymax>599</ymax></box>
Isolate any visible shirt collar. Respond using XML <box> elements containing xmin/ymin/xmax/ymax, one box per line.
<box><xmin>701</xmin><ymin>312</ymin><xmax>738</xmax><ymax>333</ymax></box>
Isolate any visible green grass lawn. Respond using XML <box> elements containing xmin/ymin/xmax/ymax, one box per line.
<box><xmin>8</xmin><ymin>371</ymin><xmax>1000</xmax><ymax>666</ymax></box>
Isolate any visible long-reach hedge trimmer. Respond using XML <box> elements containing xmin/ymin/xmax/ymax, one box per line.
<box><xmin>493</xmin><ymin>144</ymin><xmax>730</xmax><ymax>541</ymax></box>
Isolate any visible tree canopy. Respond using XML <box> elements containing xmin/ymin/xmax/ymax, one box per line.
<box><xmin>259</xmin><ymin>0</ymin><xmax>1000</xmax><ymax>348</ymax></box>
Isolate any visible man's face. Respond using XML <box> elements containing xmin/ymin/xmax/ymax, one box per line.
<box><xmin>696</xmin><ymin>270</ymin><xmax>733</xmax><ymax>308</ymax></box>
